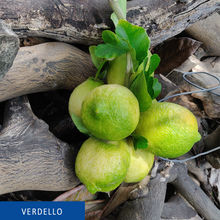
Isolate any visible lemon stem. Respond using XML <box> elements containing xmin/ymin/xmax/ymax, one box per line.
<box><xmin>94</xmin><ymin>59</ymin><xmax>107</xmax><ymax>81</ymax></box>
<box><xmin>108</xmin><ymin>0</ymin><xmax>134</xmax><ymax>88</ymax></box>
<box><xmin>108</xmin><ymin>0</ymin><xmax>126</xmax><ymax>20</ymax></box>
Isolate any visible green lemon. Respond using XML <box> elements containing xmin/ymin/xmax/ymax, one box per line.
<box><xmin>81</xmin><ymin>84</ymin><xmax>140</xmax><ymax>141</ymax></box>
<box><xmin>68</xmin><ymin>77</ymin><xmax>104</xmax><ymax>117</ymax></box>
<box><xmin>75</xmin><ymin>137</ymin><xmax>130</xmax><ymax>194</ymax></box>
<box><xmin>107</xmin><ymin>51</ymin><xmax>152</xmax><ymax>86</ymax></box>
<box><xmin>123</xmin><ymin>137</ymin><xmax>154</xmax><ymax>183</ymax></box>
<box><xmin>107</xmin><ymin>54</ymin><xmax>126</xmax><ymax>85</ymax></box>
<box><xmin>133</xmin><ymin>102</ymin><xmax>201</xmax><ymax>158</ymax></box>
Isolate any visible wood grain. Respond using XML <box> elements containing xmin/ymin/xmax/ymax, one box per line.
<box><xmin>0</xmin><ymin>42</ymin><xmax>97</xmax><ymax>103</ymax></box>
<box><xmin>0</xmin><ymin>95</ymin><xmax>80</xmax><ymax>194</ymax></box>
<box><xmin>0</xmin><ymin>19</ymin><xmax>19</xmax><ymax>78</ymax></box>
<box><xmin>0</xmin><ymin>0</ymin><xmax>219</xmax><ymax>47</ymax></box>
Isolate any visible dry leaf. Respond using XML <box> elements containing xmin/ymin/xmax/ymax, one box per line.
<box><xmin>85</xmin><ymin>200</ymin><xmax>106</xmax><ymax>212</ymax></box>
<box><xmin>53</xmin><ymin>184</ymin><xmax>98</xmax><ymax>201</ymax></box>
<box><xmin>154</xmin><ymin>37</ymin><xmax>201</xmax><ymax>75</ymax></box>
<box><xmin>167</xmin><ymin>68</ymin><xmax>220</xmax><ymax>118</ymax></box>
<box><xmin>85</xmin><ymin>210</ymin><xmax>103</xmax><ymax>220</ymax></box>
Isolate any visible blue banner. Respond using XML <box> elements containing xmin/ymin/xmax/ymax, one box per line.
<box><xmin>0</xmin><ymin>201</ymin><xmax>85</xmax><ymax>219</ymax></box>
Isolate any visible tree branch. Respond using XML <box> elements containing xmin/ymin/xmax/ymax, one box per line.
<box><xmin>118</xmin><ymin>161</ymin><xmax>220</xmax><ymax>220</ymax></box>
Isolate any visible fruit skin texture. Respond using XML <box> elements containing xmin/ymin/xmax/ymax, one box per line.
<box><xmin>81</xmin><ymin>84</ymin><xmax>140</xmax><ymax>141</ymax></box>
<box><xmin>75</xmin><ymin>137</ymin><xmax>130</xmax><ymax>194</ymax></box>
<box><xmin>123</xmin><ymin>137</ymin><xmax>154</xmax><ymax>183</ymax></box>
<box><xmin>68</xmin><ymin>77</ymin><xmax>104</xmax><ymax>117</ymax></box>
<box><xmin>133</xmin><ymin>102</ymin><xmax>201</xmax><ymax>158</ymax></box>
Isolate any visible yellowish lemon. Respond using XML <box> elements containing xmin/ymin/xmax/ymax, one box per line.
<box><xmin>81</xmin><ymin>84</ymin><xmax>140</xmax><ymax>141</ymax></box>
<box><xmin>68</xmin><ymin>77</ymin><xmax>104</xmax><ymax>117</ymax></box>
<box><xmin>123</xmin><ymin>137</ymin><xmax>154</xmax><ymax>183</ymax></box>
<box><xmin>133</xmin><ymin>102</ymin><xmax>201</xmax><ymax>158</ymax></box>
<box><xmin>75</xmin><ymin>137</ymin><xmax>130</xmax><ymax>194</ymax></box>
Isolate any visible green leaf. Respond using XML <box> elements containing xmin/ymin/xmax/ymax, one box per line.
<box><xmin>89</xmin><ymin>46</ymin><xmax>105</xmax><ymax>69</ymax></box>
<box><xmin>130</xmin><ymin>70</ymin><xmax>152</xmax><ymax>112</ymax></box>
<box><xmin>98</xmin><ymin>61</ymin><xmax>109</xmax><ymax>79</ymax></box>
<box><xmin>111</xmin><ymin>0</ymin><xmax>127</xmax><ymax>27</ymax></box>
<box><xmin>90</xmin><ymin>46</ymin><xmax>110</xmax><ymax>80</ymax></box>
<box><xmin>152</xmin><ymin>78</ymin><xmax>162</xmax><ymax>99</ymax></box>
<box><xmin>131</xmin><ymin>134</ymin><xmax>148</xmax><ymax>150</ymax></box>
<box><xmin>95</xmin><ymin>30</ymin><xmax>130</xmax><ymax>60</ymax></box>
<box><xmin>116</xmin><ymin>20</ymin><xmax>150</xmax><ymax>64</ymax></box>
<box><xmin>94</xmin><ymin>59</ymin><xmax>109</xmax><ymax>80</ymax></box>
<box><xmin>145</xmin><ymin>54</ymin><xmax>161</xmax><ymax>82</ymax></box>
<box><xmin>70</xmin><ymin>112</ymin><xmax>91</xmax><ymax>135</ymax></box>
<box><xmin>144</xmin><ymin>54</ymin><xmax>161</xmax><ymax>99</ymax></box>
<box><xmin>129</xmin><ymin>48</ymin><xmax>139</xmax><ymax>72</ymax></box>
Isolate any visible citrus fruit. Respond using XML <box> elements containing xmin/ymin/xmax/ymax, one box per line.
<box><xmin>81</xmin><ymin>84</ymin><xmax>140</xmax><ymax>141</ymax></box>
<box><xmin>75</xmin><ymin>137</ymin><xmax>130</xmax><ymax>194</ymax></box>
<box><xmin>123</xmin><ymin>137</ymin><xmax>154</xmax><ymax>183</ymax></box>
<box><xmin>133</xmin><ymin>102</ymin><xmax>201</xmax><ymax>158</ymax></box>
<box><xmin>107</xmin><ymin>54</ymin><xmax>126</xmax><ymax>85</ymax></box>
<box><xmin>68</xmin><ymin>77</ymin><xmax>104</xmax><ymax>117</ymax></box>
<box><xmin>107</xmin><ymin>50</ymin><xmax>152</xmax><ymax>86</ymax></box>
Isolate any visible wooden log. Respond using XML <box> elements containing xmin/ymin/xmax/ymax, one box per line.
<box><xmin>0</xmin><ymin>95</ymin><xmax>80</xmax><ymax>194</ymax></box>
<box><xmin>0</xmin><ymin>42</ymin><xmax>97</xmax><ymax>103</ymax></box>
<box><xmin>0</xmin><ymin>19</ymin><xmax>19</xmax><ymax>78</ymax></box>
<box><xmin>0</xmin><ymin>0</ymin><xmax>219</xmax><ymax>47</ymax></box>
<box><xmin>185</xmin><ymin>13</ymin><xmax>220</xmax><ymax>59</ymax></box>
<box><xmin>161</xmin><ymin>195</ymin><xmax>203</xmax><ymax>220</ymax></box>
<box><xmin>117</xmin><ymin>161</ymin><xmax>220</xmax><ymax>220</ymax></box>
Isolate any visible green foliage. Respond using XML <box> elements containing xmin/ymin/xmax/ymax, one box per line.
<box><xmin>130</xmin><ymin>134</ymin><xmax>148</xmax><ymax>150</ymax></box>
<box><xmin>116</xmin><ymin>20</ymin><xmax>150</xmax><ymax>64</ymax></box>
<box><xmin>130</xmin><ymin>57</ymin><xmax>152</xmax><ymax>112</ymax></box>
<box><xmin>95</xmin><ymin>30</ymin><xmax>130</xmax><ymax>60</ymax></box>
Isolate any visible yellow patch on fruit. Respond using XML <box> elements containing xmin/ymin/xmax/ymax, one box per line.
<box><xmin>123</xmin><ymin>137</ymin><xmax>154</xmax><ymax>183</ymax></box>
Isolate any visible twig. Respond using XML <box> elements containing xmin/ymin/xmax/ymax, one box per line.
<box><xmin>108</xmin><ymin>0</ymin><xmax>126</xmax><ymax>20</ymax></box>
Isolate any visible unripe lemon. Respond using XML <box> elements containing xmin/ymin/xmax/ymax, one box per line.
<box><xmin>75</xmin><ymin>137</ymin><xmax>130</xmax><ymax>194</ymax></box>
<box><xmin>68</xmin><ymin>77</ymin><xmax>104</xmax><ymax>117</ymax></box>
<box><xmin>81</xmin><ymin>84</ymin><xmax>140</xmax><ymax>141</ymax></box>
<box><xmin>107</xmin><ymin>54</ymin><xmax>126</xmax><ymax>85</ymax></box>
<box><xmin>123</xmin><ymin>137</ymin><xmax>154</xmax><ymax>183</ymax></box>
<box><xmin>107</xmin><ymin>51</ymin><xmax>152</xmax><ymax>86</ymax></box>
<box><xmin>133</xmin><ymin>102</ymin><xmax>201</xmax><ymax>158</ymax></box>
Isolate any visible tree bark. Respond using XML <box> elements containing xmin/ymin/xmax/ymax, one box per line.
<box><xmin>0</xmin><ymin>19</ymin><xmax>19</xmax><ymax>78</ymax></box>
<box><xmin>0</xmin><ymin>42</ymin><xmax>97</xmax><ymax>103</ymax></box>
<box><xmin>0</xmin><ymin>0</ymin><xmax>219</xmax><ymax>47</ymax></box>
<box><xmin>0</xmin><ymin>95</ymin><xmax>80</xmax><ymax>195</ymax></box>
<box><xmin>118</xmin><ymin>162</ymin><xmax>220</xmax><ymax>220</ymax></box>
